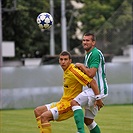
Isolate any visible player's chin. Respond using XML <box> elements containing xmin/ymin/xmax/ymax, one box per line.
<box><xmin>61</xmin><ymin>65</ymin><xmax>66</xmax><ymax>70</ymax></box>
<box><xmin>84</xmin><ymin>46</ymin><xmax>91</xmax><ymax>51</ymax></box>
<box><xmin>83</xmin><ymin>45</ymin><xmax>88</xmax><ymax>49</ymax></box>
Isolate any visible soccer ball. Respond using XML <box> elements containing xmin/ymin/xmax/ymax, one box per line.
<box><xmin>36</xmin><ymin>12</ymin><xmax>53</xmax><ymax>30</ymax></box>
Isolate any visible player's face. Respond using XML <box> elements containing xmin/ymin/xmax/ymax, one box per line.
<box><xmin>82</xmin><ymin>35</ymin><xmax>95</xmax><ymax>52</ymax></box>
<box><xmin>59</xmin><ymin>55</ymin><xmax>72</xmax><ymax>71</ymax></box>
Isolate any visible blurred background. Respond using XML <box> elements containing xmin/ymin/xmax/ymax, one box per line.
<box><xmin>0</xmin><ymin>0</ymin><xmax>132</xmax><ymax>109</ymax></box>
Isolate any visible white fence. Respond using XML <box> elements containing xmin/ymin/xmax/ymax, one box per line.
<box><xmin>1</xmin><ymin>62</ymin><xmax>132</xmax><ymax>109</ymax></box>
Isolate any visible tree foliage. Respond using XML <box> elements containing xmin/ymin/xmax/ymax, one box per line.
<box><xmin>2</xmin><ymin>0</ymin><xmax>51</xmax><ymax>59</ymax></box>
<box><xmin>76</xmin><ymin>0</ymin><xmax>132</xmax><ymax>54</ymax></box>
<box><xmin>2</xmin><ymin>0</ymin><xmax>132</xmax><ymax>60</ymax></box>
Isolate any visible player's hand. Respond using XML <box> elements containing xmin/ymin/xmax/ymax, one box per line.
<box><xmin>75</xmin><ymin>63</ymin><xmax>84</xmax><ymax>68</ymax></box>
<box><xmin>94</xmin><ymin>99</ymin><xmax>104</xmax><ymax>111</ymax></box>
<box><xmin>75</xmin><ymin>63</ymin><xmax>85</xmax><ymax>72</ymax></box>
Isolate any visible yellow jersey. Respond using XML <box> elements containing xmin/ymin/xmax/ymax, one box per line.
<box><xmin>60</xmin><ymin>63</ymin><xmax>92</xmax><ymax>102</ymax></box>
<box><xmin>50</xmin><ymin>63</ymin><xmax>93</xmax><ymax>121</ymax></box>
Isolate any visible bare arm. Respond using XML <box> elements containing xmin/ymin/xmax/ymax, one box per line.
<box><xmin>89</xmin><ymin>79</ymin><xmax>99</xmax><ymax>95</ymax></box>
<box><xmin>89</xmin><ymin>79</ymin><xmax>104</xmax><ymax>110</ymax></box>
<box><xmin>75</xmin><ymin>63</ymin><xmax>104</xmax><ymax>110</ymax></box>
<box><xmin>75</xmin><ymin>63</ymin><xmax>97</xmax><ymax>78</ymax></box>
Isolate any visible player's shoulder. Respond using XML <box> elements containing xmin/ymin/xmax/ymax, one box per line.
<box><xmin>92</xmin><ymin>47</ymin><xmax>100</xmax><ymax>53</ymax></box>
<box><xmin>92</xmin><ymin>47</ymin><xmax>103</xmax><ymax>56</ymax></box>
<box><xmin>68</xmin><ymin>63</ymin><xmax>76</xmax><ymax>71</ymax></box>
<box><xmin>90</xmin><ymin>47</ymin><xmax>99</xmax><ymax>56</ymax></box>
<box><xmin>69</xmin><ymin>63</ymin><xmax>83</xmax><ymax>73</ymax></box>
<box><xmin>69</xmin><ymin>63</ymin><xmax>75</xmax><ymax>68</ymax></box>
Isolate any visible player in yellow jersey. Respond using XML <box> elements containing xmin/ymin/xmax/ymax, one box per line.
<box><xmin>34</xmin><ymin>51</ymin><xmax>101</xmax><ymax>133</ymax></box>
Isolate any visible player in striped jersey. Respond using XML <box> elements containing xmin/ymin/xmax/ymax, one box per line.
<box><xmin>34</xmin><ymin>51</ymin><xmax>101</xmax><ymax>133</ymax></box>
<box><xmin>71</xmin><ymin>33</ymin><xmax>108</xmax><ymax>133</ymax></box>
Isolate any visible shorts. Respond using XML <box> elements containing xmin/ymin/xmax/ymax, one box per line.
<box><xmin>45</xmin><ymin>101</ymin><xmax>73</xmax><ymax>121</ymax></box>
<box><xmin>73</xmin><ymin>88</ymin><xmax>107</xmax><ymax>119</ymax></box>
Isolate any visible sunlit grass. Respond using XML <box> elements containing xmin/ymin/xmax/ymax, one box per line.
<box><xmin>0</xmin><ymin>105</ymin><xmax>133</xmax><ymax>133</ymax></box>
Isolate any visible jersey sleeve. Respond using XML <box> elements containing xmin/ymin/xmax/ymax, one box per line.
<box><xmin>89</xmin><ymin>52</ymin><xmax>100</xmax><ymax>68</ymax></box>
<box><xmin>69</xmin><ymin>65</ymin><xmax>93</xmax><ymax>86</ymax></box>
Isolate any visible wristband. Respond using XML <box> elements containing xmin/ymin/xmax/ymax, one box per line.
<box><xmin>95</xmin><ymin>94</ymin><xmax>101</xmax><ymax>100</ymax></box>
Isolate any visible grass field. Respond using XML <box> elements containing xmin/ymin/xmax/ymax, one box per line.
<box><xmin>0</xmin><ymin>105</ymin><xmax>133</xmax><ymax>133</ymax></box>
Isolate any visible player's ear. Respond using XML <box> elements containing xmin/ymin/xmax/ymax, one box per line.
<box><xmin>92</xmin><ymin>40</ymin><xmax>96</xmax><ymax>46</ymax></box>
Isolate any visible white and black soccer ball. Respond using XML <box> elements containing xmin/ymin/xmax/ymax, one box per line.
<box><xmin>37</xmin><ymin>12</ymin><xmax>53</xmax><ymax>30</ymax></box>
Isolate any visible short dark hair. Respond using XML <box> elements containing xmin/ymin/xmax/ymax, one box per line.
<box><xmin>59</xmin><ymin>51</ymin><xmax>72</xmax><ymax>59</ymax></box>
<box><xmin>84</xmin><ymin>32</ymin><xmax>96</xmax><ymax>41</ymax></box>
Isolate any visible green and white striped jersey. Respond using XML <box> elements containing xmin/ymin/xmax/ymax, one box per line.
<box><xmin>85</xmin><ymin>47</ymin><xmax>108</xmax><ymax>96</ymax></box>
